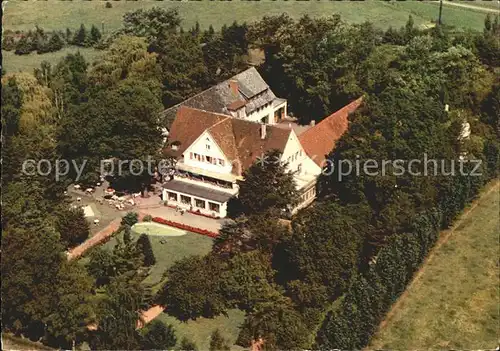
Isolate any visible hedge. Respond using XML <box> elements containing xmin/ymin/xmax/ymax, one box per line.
<box><xmin>152</xmin><ymin>217</ymin><xmax>219</xmax><ymax>238</ymax></box>
<box><xmin>316</xmin><ymin>170</ymin><xmax>488</xmax><ymax>349</ymax></box>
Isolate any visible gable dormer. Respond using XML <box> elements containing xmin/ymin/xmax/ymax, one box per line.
<box><xmin>226</xmin><ymin>100</ymin><xmax>247</xmax><ymax>119</ymax></box>
<box><xmin>182</xmin><ymin>130</ymin><xmax>233</xmax><ymax>175</ymax></box>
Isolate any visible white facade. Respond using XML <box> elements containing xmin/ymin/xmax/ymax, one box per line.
<box><xmin>280</xmin><ymin>131</ymin><xmax>322</xmax><ymax>177</ymax></box>
<box><xmin>279</xmin><ymin>131</ymin><xmax>322</xmax><ymax>213</ymax></box>
<box><xmin>228</xmin><ymin>100</ymin><xmax>287</xmax><ymax>125</ymax></box>
<box><xmin>247</xmin><ymin>101</ymin><xmax>275</xmax><ymax>124</ymax></box>
<box><xmin>162</xmin><ymin>130</ymin><xmax>237</xmax><ymax>218</ymax></box>
<box><xmin>161</xmin><ymin>187</ymin><xmax>230</xmax><ymax>218</ymax></box>
<box><xmin>183</xmin><ymin>131</ymin><xmax>234</xmax><ymax>175</ymax></box>
<box><xmin>162</xmin><ymin>128</ymin><xmax>321</xmax><ymax>218</ymax></box>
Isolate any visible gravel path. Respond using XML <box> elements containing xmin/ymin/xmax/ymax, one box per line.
<box><xmin>438</xmin><ymin>1</ymin><xmax>500</xmax><ymax>13</ymax></box>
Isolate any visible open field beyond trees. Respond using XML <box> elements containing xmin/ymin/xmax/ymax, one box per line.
<box><xmin>2</xmin><ymin>0</ymin><xmax>499</xmax><ymax>349</ymax></box>
<box><xmin>3</xmin><ymin>0</ymin><xmax>495</xmax><ymax>73</ymax></box>
<box><xmin>3</xmin><ymin>0</ymin><xmax>492</xmax><ymax>32</ymax></box>
<box><xmin>369</xmin><ymin>180</ymin><xmax>500</xmax><ymax>350</ymax></box>
<box><xmin>2</xmin><ymin>46</ymin><xmax>102</xmax><ymax>74</ymax></box>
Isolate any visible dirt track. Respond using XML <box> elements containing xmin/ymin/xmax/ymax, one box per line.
<box><xmin>438</xmin><ymin>1</ymin><xmax>500</xmax><ymax>13</ymax></box>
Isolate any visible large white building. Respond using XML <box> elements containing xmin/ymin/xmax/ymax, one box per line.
<box><xmin>161</xmin><ymin>67</ymin><xmax>287</xmax><ymax>127</ymax></box>
<box><xmin>162</xmin><ymin>106</ymin><xmax>321</xmax><ymax>218</ymax></box>
<box><xmin>160</xmin><ymin>67</ymin><xmax>363</xmax><ymax>218</ymax></box>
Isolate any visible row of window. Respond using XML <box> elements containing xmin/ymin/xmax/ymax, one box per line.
<box><xmin>300</xmin><ymin>187</ymin><xmax>316</xmax><ymax>202</ymax></box>
<box><xmin>166</xmin><ymin>191</ymin><xmax>221</xmax><ymax>213</ymax></box>
<box><xmin>175</xmin><ymin>171</ymin><xmax>233</xmax><ymax>189</ymax></box>
<box><xmin>249</xmin><ymin>101</ymin><xmax>270</xmax><ymax>116</ymax></box>
<box><xmin>189</xmin><ymin>152</ymin><xmax>225</xmax><ymax>166</ymax></box>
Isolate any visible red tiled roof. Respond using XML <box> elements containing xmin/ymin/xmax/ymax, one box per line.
<box><xmin>230</xmin><ymin>118</ymin><xmax>291</xmax><ymax>173</ymax></box>
<box><xmin>165</xmin><ymin>106</ymin><xmax>227</xmax><ymax>158</ymax></box>
<box><xmin>299</xmin><ymin>97</ymin><xmax>363</xmax><ymax>167</ymax></box>
<box><xmin>165</xmin><ymin>107</ymin><xmax>291</xmax><ymax>176</ymax></box>
<box><xmin>208</xmin><ymin>118</ymin><xmax>238</xmax><ymax>162</ymax></box>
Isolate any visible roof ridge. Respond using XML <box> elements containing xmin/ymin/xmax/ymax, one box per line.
<box><xmin>298</xmin><ymin>97</ymin><xmax>363</xmax><ymax>166</ymax></box>
<box><xmin>164</xmin><ymin>85</ymin><xmax>219</xmax><ymax>113</ymax></box>
<box><xmin>300</xmin><ymin>97</ymin><xmax>363</xmax><ymax>138</ymax></box>
<box><xmin>181</xmin><ymin>106</ymin><xmax>232</xmax><ymax>119</ymax></box>
<box><xmin>209</xmin><ymin>116</ymin><xmax>231</xmax><ymax>128</ymax></box>
<box><xmin>163</xmin><ymin>67</ymin><xmax>258</xmax><ymax>113</ymax></box>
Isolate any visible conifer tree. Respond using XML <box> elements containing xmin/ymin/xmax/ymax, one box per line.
<box><xmin>90</xmin><ymin>25</ymin><xmax>102</xmax><ymax>44</ymax></box>
<box><xmin>180</xmin><ymin>337</ymin><xmax>198</xmax><ymax>351</ymax></box>
<box><xmin>73</xmin><ymin>24</ymin><xmax>88</xmax><ymax>47</ymax></box>
<box><xmin>137</xmin><ymin>233</ymin><xmax>156</xmax><ymax>267</ymax></box>
<box><xmin>141</xmin><ymin>320</ymin><xmax>177</xmax><ymax>350</ymax></box>
<box><xmin>65</xmin><ymin>28</ymin><xmax>73</xmax><ymax>43</ymax></box>
<box><xmin>47</xmin><ymin>32</ymin><xmax>65</xmax><ymax>52</ymax></box>
<box><xmin>209</xmin><ymin>329</ymin><xmax>230</xmax><ymax>351</ymax></box>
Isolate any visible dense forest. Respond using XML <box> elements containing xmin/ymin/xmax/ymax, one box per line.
<box><xmin>2</xmin><ymin>7</ymin><xmax>499</xmax><ymax>350</ymax></box>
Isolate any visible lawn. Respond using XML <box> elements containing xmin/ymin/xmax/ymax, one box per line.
<box><xmin>3</xmin><ymin>0</ymin><xmax>491</xmax><ymax>74</ymax></box>
<box><xmin>103</xmin><ymin>227</ymin><xmax>213</xmax><ymax>288</ymax></box>
<box><xmin>393</xmin><ymin>1</ymin><xmax>494</xmax><ymax>31</ymax></box>
<box><xmin>2</xmin><ymin>46</ymin><xmax>102</xmax><ymax>75</ymax></box>
<box><xmin>369</xmin><ymin>180</ymin><xmax>500</xmax><ymax>350</ymax></box>
<box><xmin>132</xmin><ymin>221</ymin><xmax>188</xmax><ymax>237</ymax></box>
<box><xmin>3</xmin><ymin>0</ymin><xmax>489</xmax><ymax>33</ymax></box>
<box><xmin>157</xmin><ymin>309</ymin><xmax>246</xmax><ymax>351</ymax></box>
<box><xmin>103</xmin><ymin>224</ymin><xmax>245</xmax><ymax>350</ymax></box>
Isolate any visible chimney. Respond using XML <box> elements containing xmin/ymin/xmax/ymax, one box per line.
<box><xmin>261</xmin><ymin>123</ymin><xmax>267</xmax><ymax>139</ymax></box>
<box><xmin>229</xmin><ymin>80</ymin><xmax>239</xmax><ymax>97</ymax></box>
<box><xmin>310</xmin><ymin>120</ymin><xmax>316</xmax><ymax>126</ymax></box>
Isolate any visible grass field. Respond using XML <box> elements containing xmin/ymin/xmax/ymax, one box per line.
<box><xmin>444</xmin><ymin>0</ymin><xmax>500</xmax><ymax>10</ymax></box>
<box><xmin>132</xmin><ymin>221</ymin><xmax>188</xmax><ymax>237</ymax></box>
<box><xmin>2</xmin><ymin>46</ymin><xmax>102</xmax><ymax>74</ymax></box>
<box><xmin>103</xmin><ymin>228</ymin><xmax>213</xmax><ymax>288</ymax></box>
<box><xmin>3</xmin><ymin>0</ymin><xmax>491</xmax><ymax>33</ymax></box>
<box><xmin>3</xmin><ymin>0</ymin><xmax>493</xmax><ymax>74</ymax></box>
<box><xmin>369</xmin><ymin>180</ymin><xmax>500</xmax><ymax>350</ymax></box>
<box><xmin>157</xmin><ymin>309</ymin><xmax>246</xmax><ymax>351</ymax></box>
<box><xmin>104</xmin><ymin>228</ymin><xmax>244</xmax><ymax>350</ymax></box>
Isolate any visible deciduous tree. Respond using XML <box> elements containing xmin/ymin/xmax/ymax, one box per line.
<box><xmin>141</xmin><ymin>320</ymin><xmax>177</xmax><ymax>350</ymax></box>
<box><xmin>55</xmin><ymin>206</ymin><xmax>90</xmax><ymax>248</ymax></box>
<box><xmin>232</xmin><ymin>149</ymin><xmax>298</xmax><ymax>217</ymax></box>
<box><xmin>122</xmin><ymin>7</ymin><xmax>181</xmax><ymax>41</ymax></box>
<box><xmin>220</xmin><ymin>251</ymin><xmax>281</xmax><ymax>312</ymax></box>
<box><xmin>157</xmin><ymin>255</ymin><xmax>227</xmax><ymax>320</ymax></box>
